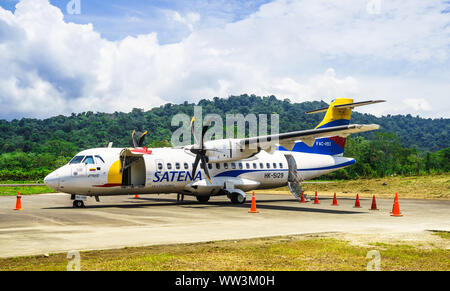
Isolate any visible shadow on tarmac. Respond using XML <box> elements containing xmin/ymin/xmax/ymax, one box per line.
<box><xmin>42</xmin><ymin>196</ymin><xmax>365</xmax><ymax>214</ymax></box>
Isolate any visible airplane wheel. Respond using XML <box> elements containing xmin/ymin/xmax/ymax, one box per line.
<box><xmin>73</xmin><ymin>200</ymin><xmax>85</xmax><ymax>208</ymax></box>
<box><xmin>230</xmin><ymin>193</ymin><xmax>246</xmax><ymax>204</ymax></box>
<box><xmin>196</xmin><ymin>196</ymin><xmax>210</xmax><ymax>203</ymax></box>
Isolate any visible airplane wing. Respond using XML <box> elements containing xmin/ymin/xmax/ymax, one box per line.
<box><xmin>239</xmin><ymin>123</ymin><xmax>379</xmax><ymax>150</ymax></box>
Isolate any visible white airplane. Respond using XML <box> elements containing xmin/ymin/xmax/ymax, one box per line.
<box><xmin>44</xmin><ymin>98</ymin><xmax>384</xmax><ymax>208</ymax></box>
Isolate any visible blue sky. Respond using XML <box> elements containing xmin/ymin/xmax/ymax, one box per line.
<box><xmin>1</xmin><ymin>0</ymin><xmax>272</xmax><ymax>43</ymax></box>
<box><xmin>0</xmin><ymin>0</ymin><xmax>449</xmax><ymax>119</ymax></box>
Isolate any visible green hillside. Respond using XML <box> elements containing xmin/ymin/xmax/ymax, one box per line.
<box><xmin>0</xmin><ymin>94</ymin><xmax>448</xmax><ymax>180</ymax></box>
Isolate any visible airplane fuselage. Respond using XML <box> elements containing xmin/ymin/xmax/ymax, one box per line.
<box><xmin>44</xmin><ymin>146</ymin><xmax>355</xmax><ymax>198</ymax></box>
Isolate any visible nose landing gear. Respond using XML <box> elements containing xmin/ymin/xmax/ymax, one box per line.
<box><xmin>73</xmin><ymin>200</ymin><xmax>85</xmax><ymax>208</ymax></box>
<box><xmin>71</xmin><ymin>194</ymin><xmax>87</xmax><ymax>208</ymax></box>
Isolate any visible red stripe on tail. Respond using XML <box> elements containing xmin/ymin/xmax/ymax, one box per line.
<box><xmin>329</xmin><ymin>136</ymin><xmax>346</xmax><ymax>148</ymax></box>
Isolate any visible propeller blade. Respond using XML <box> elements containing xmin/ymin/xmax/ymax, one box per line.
<box><xmin>191</xmin><ymin>154</ymin><xmax>201</xmax><ymax>179</ymax></box>
<box><xmin>189</xmin><ymin>116</ymin><xmax>213</xmax><ymax>184</ymax></box>
<box><xmin>201</xmin><ymin>116</ymin><xmax>214</xmax><ymax>147</ymax></box>
<box><xmin>190</xmin><ymin>116</ymin><xmax>199</xmax><ymax>145</ymax></box>
<box><xmin>138</xmin><ymin>131</ymin><xmax>148</xmax><ymax>147</ymax></box>
<box><xmin>201</xmin><ymin>124</ymin><xmax>209</xmax><ymax>148</ymax></box>
<box><xmin>200</xmin><ymin>155</ymin><xmax>212</xmax><ymax>184</ymax></box>
<box><xmin>131</xmin><ymin>130</ymin><xmax>138</xmax><ymax>148</ymax></box>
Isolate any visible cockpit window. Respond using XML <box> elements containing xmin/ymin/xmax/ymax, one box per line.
<box><xmin>83</xmin><ymin>156</ymin><xmax>95</xmax><ymax>164</ymax></box>
<box><xmin>95</xmin><ymin>155</ymin><xmax>105</xmax><ymax>163</ymax></box>
<box><xmin>69</xmin><ymin>156</ymin><xmax>85</xmax><ymax>164</ymax></box>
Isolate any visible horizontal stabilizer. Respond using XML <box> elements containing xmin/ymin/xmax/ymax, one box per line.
<box><xmin>306</xmin><ymin>100</ymin><xmax>385</xmax><ymax>114</ymax></box>
<box><xmin>305</xmin><ymin>106</ymin><xmax>329</xmax><ymax>114</ymax></box>
<box><xmin>333</xmin><ymin>100</ymin><xmax>386</xmax><ymax>109</ymax></box>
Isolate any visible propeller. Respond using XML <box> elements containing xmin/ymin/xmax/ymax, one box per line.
<box><xmin>131</xmin><ymin>130</ymin><xmax>148</xmax><ymax>148</ymax></box>
<box><xmin>190</xmin><ymin>117</ymin><xmax>213</xmax><ymax>184</ymax></box>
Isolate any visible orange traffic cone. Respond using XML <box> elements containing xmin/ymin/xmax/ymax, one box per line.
<box><xmin>391</xmin><ymin>193</ymin><xmax>398</xmax><ymax>213</ymax></box>
<box><xmin>313</xmin><ymin>192</ymin><xmax>320</xmax><ymax>204</ymax></box>
<box><xmin>249</xmin><ymin>192</ymin><xmax>259</xmax><ymax>213</ymax></box>
<box><xmin>300</xmin><ymin>191</ymin><xmax>306</xmax><ymax>203</ymax></box>
<box><xmin>369</xmin><ymin>195</ymin><xmax>379</xmax><ymax>210</ymax></box>
<box><xmin>353</xmin><ymin>193</ymin><xmax>361</xmax><ymax>208</ymax></box>
<box><xmin>332</xmin><ymin>192</ymin><xmax>339</xmax><ymax>206</ymax></box>
<box><xmin>14</xmin><ymin>192</ymin><xmax>23</xmax><ymax>211</ymax></box>
<box><xmin>391</xmin><ymin>193</ymin><xmax>403</xmax><ymax>217</ymax></box>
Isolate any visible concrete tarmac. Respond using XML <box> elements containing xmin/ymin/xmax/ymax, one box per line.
<box><xmin>0</xmin><ymin>193</ymin><xmax>449</xmax><ymax>258</ymax></box>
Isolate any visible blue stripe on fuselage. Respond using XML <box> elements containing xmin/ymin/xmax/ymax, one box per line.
<box><xmin>214</xmin><ymin>159</ymin><xmax>355</xmax><ymax>178</ymax></box>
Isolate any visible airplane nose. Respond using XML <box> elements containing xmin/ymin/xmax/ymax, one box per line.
<box><xmin>44</xmin><ymin>171</ymin><xmax>60</xmax><ymax>190</ymax></box>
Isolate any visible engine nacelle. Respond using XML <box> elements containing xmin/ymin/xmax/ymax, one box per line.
<box><xmin>203</xmin><ymin>139</ymin><xmax>260</xmax><ymax>162</ymax></box>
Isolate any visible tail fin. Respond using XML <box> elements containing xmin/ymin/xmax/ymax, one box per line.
<box><xmin>289</xmin><ymin>98</ymin><xmax>384</xmax><ymax>156</ymax></box>
<box><xmin>313</xmin><ymin>98</ymin><xmax>354</xmax><ymax>129</ymax></box>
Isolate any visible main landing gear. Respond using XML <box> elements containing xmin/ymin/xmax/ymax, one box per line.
<box><xmin>229</xmin><ymin>192</ymin><xmax>246</xmax><ymax>204</ymax></box>
<box><xmin>222</xmin><ymin>190</ymin><xmax>247</xmax><ymax>204</ymax></box>
<box><xmin>177</xmin><ymin>193</ymin><xmax>211</xmax><ymax>203</ymax></box>
<box><xmin>196</xmin><ymin>195</ymin><xmax>210</xmax><ymax>203</ymax></box>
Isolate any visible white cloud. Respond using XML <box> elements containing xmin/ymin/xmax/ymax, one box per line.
<box><xmin>352</xmin><ymin>76</ymin><xmax>450</xmax><ymax>118</ymax></box>
<box><xmin>0</xmin><ymin>0</ymin><xmax>449</xmax><ymax>119</ymax></box>
<box><xmin>172</xmin><ymin>11</ymin><xmax>200</xmax><ymax>31</ymax></box>
<box><xmin>403</xmin><ymin>98</ymin><xmax>432</xmax><ymax>112</ymax></box>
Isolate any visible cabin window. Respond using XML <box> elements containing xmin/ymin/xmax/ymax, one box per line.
<box><xmin>83</xmin><ymin>156</ymin><xmax>95</xmax><ymax>164</ymax></box>
<box><xmin>175</xmin><ymin>162</ymin><xmax>180</xmax><ymax>170</ymax></box>
<box><xmin>260</xmin><ymin>163</ymin><xmax>264</xmax><ymax>169</ymax></box>
<box><xmin>266</xmin><ymin>163</ymin><xmax>271</xmax><ymax>169</ymax></box>
<box><xmin>273</xmin><ymin>163</ymin><xmax>277</xmax><ymax>169</ymax></box>
<box><xmin>69</xmin><ymin>156</ymin><xmax>84</xmax><ymax>164</ymax></box>
<box><xmin>246</xmin><ymin>163</ymin><xmax>250</xmax><ymax>169</ymax></box>
<box><xmin>167</xmin><ymin>163</ymin><xmax>172</xmax><ymax>170</ymax></box>
<box><xmin>231</xmin><ymin>163</ymin><xmax>236</xmax><ymax>169</ymax></box>
<box><xmin>279</xmin><ymin>163</ymin><xmax>283</xmax><ymax>169</ymax></box>
<box><xmin>253</xmin><ymin>163</ymin><xmax>257</xmax><ymax>169</ymax></box>
<box><xmin>238</xmin><ymin>163</ymin><xmax>243</xmax><ymax>169</ymax></box>
<box><xmin>208</xmin><ymin>164</ymin><xmax>212</xmax><ymax>170</ymax></box>
<box><xmin>95</xmin><ymin>155</ymin><xmax>105</xmax><ymax>163</ymax></box>
<box><xmin>158</xmin><ymin>163</ymin><xmax>163</xmax><ymax>170</ymax></box>
<box><xmin>224</xmin><ymin>163</ymin><xmax>228</xmax><ymax>169</ymax></box>
<box><xmin>184</xmin><ymin>162</ymin><xmax>189</xmax><ymax>170</ymax></box>
<box><xmin>216</xmin><ymin>163</ymin><xmax>220</xmax><ymax>169</ymax></box>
